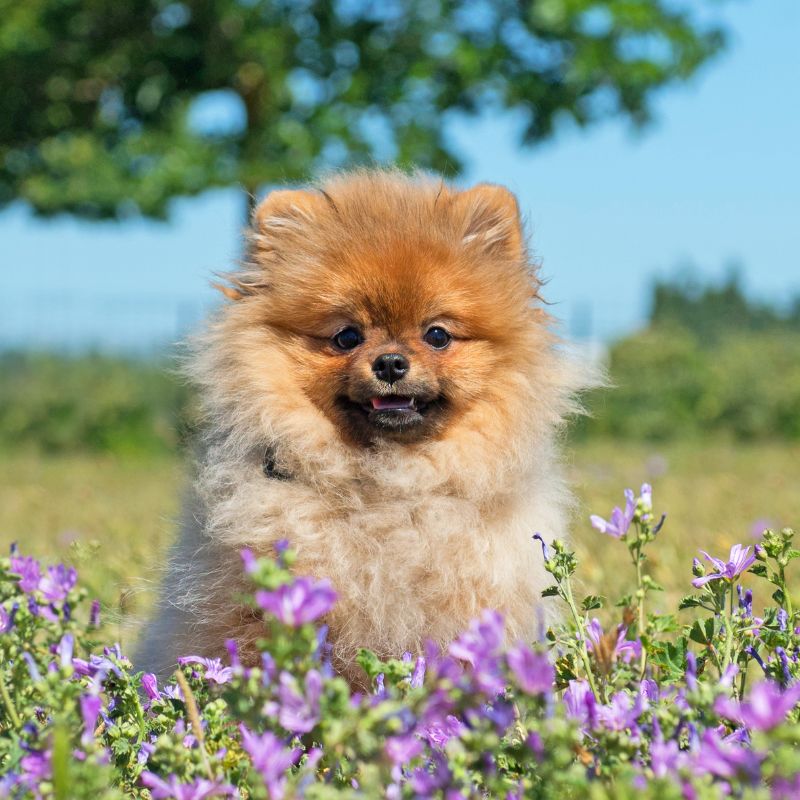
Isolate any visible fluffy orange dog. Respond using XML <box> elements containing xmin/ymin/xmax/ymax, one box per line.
<box><xmin>138</xmin><ymin>170</ymin><xmax>586</xmax><ymax>685</ymax></box>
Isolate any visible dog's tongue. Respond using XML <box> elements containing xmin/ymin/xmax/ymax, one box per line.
<box><xmin>371</xmin><ymin>396</ymin><xmax>414</xmax><ymax>411</ymax></box>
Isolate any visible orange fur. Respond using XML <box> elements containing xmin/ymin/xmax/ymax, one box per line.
<box><xmin>136</xmin><ymin>169</ymin><xmax>592</xmax><ymax>686</ymax></box>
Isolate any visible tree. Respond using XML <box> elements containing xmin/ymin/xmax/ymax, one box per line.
<box><xmin>1</xmin><ymin>0</ymin><xmax>724</xmax><ymax>221</ymax></box>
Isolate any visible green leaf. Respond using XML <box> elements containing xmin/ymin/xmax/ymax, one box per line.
<box><xmin>581</xmin><ymin>595</ymin><xmax>604</xmax><ymax>611</ymax></box>
<box><xmin>689</xmin><ymin>618</ymin><xmax>717</xmax><ymax>645</ymax></box>
<box><xmin>750</xmin><ymin>563</ymin><xmax>769</xmax><ymax>578</ymax></box>
<box><xmin>541</xmin><ymin>585</ymin><xmax>561</xmax><ymax>598</ymax></box>
<box><xmin>679</xmin><ymin>595</ymin><xmax>703</xmax><ymax>610</ymax></box>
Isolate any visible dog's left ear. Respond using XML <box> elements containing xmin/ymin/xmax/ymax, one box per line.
<box><xmin>456</xmin><ymin>183</ymin><xmax>524</xmax><ymax>260</ymax></box>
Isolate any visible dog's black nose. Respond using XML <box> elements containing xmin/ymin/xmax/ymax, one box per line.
<box><xmin>372</xmin><ymin>353</ymin><xmax>409</xmax><ymax>384</ymax></box>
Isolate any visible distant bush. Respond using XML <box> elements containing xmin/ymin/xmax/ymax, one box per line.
<box><xmin>0</xmin><ymin>353</ymin><xmax>195</xmax><ymax>455</ymax></box>
<box><xmin>580</xmin><ymin>271</ymin><xmax>800</xmax><ymax>441</ymax></box>
<box><xmin>582</xmin><ymin>328</ymin><xmax>800</xmax><ymax>441</ymax></box>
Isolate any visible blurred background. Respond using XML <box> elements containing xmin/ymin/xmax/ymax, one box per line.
<box><xmin>1</xmin><ymin>0</ymin><xmax>798</xmax><ymax>643</ymax></box>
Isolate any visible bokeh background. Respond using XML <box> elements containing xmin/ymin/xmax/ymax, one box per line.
<box><xmin>1</xmin><ymin>0</ymin><xmax>798</xmax><ymax>647</ymax></box>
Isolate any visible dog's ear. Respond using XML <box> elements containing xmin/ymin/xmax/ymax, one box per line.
<box><xmin>253</xmin><ymin>188</ymin><xmax>332</xmax><ymax>233</ymax></box>
<box><xmin>455</xmin><ymin>183</ymin><xmax>524</xmax><ymax>260</ymax></box>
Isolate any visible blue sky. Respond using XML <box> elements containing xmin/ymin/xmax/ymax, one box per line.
<box><xmin>1</xmin><ymin>0</ymin><xmax>798</xmax><ymax>350</ymax></box>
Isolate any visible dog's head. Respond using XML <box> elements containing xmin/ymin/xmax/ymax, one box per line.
<box><xmin>216</xmin><ymin>171</ymin><xmax>549</xmax><ymax>449</ymax></box>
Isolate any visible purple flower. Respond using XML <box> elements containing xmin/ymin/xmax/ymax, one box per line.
<box><xmin>56</xmin><ymin>633</ymin><xmax>74</xmax><ymax>669</ymax></box>
<box><xmin>449</xmin><ymin>610</ymin><xmax>506</xmax><ymax>696</ymax></box>
<box><xmin>10</xmin><ymin>555</ymin><xmax>41</xmax><ymax>593</ymax></box>
<box><xmin>411</xmin><ymin>656</ymin><xmax>426</xmax><ymax>689</ymax></box>
<box><xmin>80</xmin><ymin>694</ymin><xmax>102</xmax><ymax>747</ymax></box>
<box><xmin>532</xmin><ymin>533</ymin><xmax>551</xmax><ymax>561</ymax></box>
<box><xmin>0</xmin><ymin>604</ymin><xmax>16</xmax><ymax>633</ymax></box>
<box><xmin>777</xmin><ymin>608</ymin><xmax>788</xmax><ymax>632</ymax></box>
<box><xmin>564</xmin><ymin>679</ymin><xmax>597</xmax><ymax>730</ymax></box>
<box><xmin>691</xmin><ymin>544</ymin><xmax>756</xmax><ymax>588</ymax></box>
<box><xmin>178</xmin><ymin>656</ymin><xmax>233</xmax><ymax>685</ymax></box>
<box><xmin>506</xmin><ymin>642</ymin><xmax>554</xmax><ymax>695</ymax></box>
<box><xmin>277</xmin><ymin>670</ymin><xmax>322</xmax><ymax>734</ymax></box>
<box><xmin>422</xmin><ymin>714</ymin><xmax>464</xmax><ymax>748</ymax></box>
<box><xmin>408</xmin><ymin>751</ymin><xmax>451</xmax><ymax>796</ymax></box>
<box><xmin>385</xmin><ymin>734</ymin><xmax>424</xmax><ymax>767</ymax></box>
<box><xmin>240</xmin><ymin>725</ymin><xmax>301</xmax><ymax>800</ymax></box>
<box><xmin>692</xmin><ymin>728</ymin><xmax>761</xmax><ymax>783</ymax></box>
<box><xmin>596</xmin><ymin>691</ymin><xmax>646</xmax><ymax>733</ymax></box>
<box><xmin>585</xmin><ymin>619</ymin><xmax>642</xmax><ymax>664</ymax></box>
<box><xmin>89</xmin><ymin>599</ymin><xmax>101</xmax><ymax>627</ymax></box>
<box><xmin>255</xmin><ymin>578</ymin><xmax>337</xmax><ymax>626</ymax></box>
<box><xmin>140</xmin><ymin>773</ymin><xmax>235</xmax><ymax>799</ymax></box>
<box><xmin>715</xmin><ymin>680</ymin><xmax>800</xmax><ymax>731</ymax></box>
<box><xmin>19</xmin><ymin>748</ymin><xmax>51</xmax><ymax>788</ymax></box>
<box><xmin>590</xmin><ymin>489</ymin><xmax>635</xmax><ymax>538</ymax></box>
<box><xmin>650</xmin><ymin>738</ymin><xmax>687</xmax><ymax>777</ymax></box>
<box><xmin>142</xmin><ymin>673</ymin><xmax>160</xmax><ymax>701</ymax></box>
<box><xmin>39</xmin><ymin>564</ymin><xmax>77</xmax><ymax>602</ymax></box>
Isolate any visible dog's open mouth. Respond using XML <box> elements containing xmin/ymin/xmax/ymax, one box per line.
<box><xmin>337</xmin><ymin>393</ymin><xmax>443</xmax><ymax>435</ymax></box>
<box><xmin>368</xmin><ymin>396</ymin><xmax>419</xmax><ymax>412</ymax></box>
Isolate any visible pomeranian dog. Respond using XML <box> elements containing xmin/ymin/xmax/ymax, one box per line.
<box><xmin>137</xmin><ymin>169</ymin><xmax>587</xmax><ymax>685</ymax></box>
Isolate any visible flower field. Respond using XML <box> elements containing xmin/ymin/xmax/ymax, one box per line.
<box><xmin>1</xmin><ymin>476</ymin><xmax>800</xmax><ymax>797</ymax></box>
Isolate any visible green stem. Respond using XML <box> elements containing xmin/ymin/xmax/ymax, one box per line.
<box><xmin>780</xmin><ymin>564</ymin><xmax>794</xmax><ymax>618</ymax></box>
<box><xmin>721</xmin><ymin>583</ymin><xmax>735</xmax><ymax>678</ymax></box>
<box><xmin>633</xmin><ymin>541</ymin><xmax>648</xmax><ymax>677</ymax></box>
<box><xmin>562</xmin><ymin>578</ymin><xmax>605</xmax><ymax>703</ymax></box>
<box><xmin>0</xmin><ymin>669</ymin><xmax>21</xmax><ymax>729</ymax></box>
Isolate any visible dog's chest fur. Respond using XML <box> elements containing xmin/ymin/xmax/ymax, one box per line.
<box><xmin>155</xmin><ymin>450</ymin><xmax>566</xmax><ymax>686</ymax></box>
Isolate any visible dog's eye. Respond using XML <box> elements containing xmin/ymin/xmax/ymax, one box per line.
<box><xmin>332</xmin><ymin>327</ymin><xmax>364</xmax><ymax>351</ymax></box>
<box><xmin>423</xmin><ymin>326</ymin><xmax>451</xmax><ymax>349</ymax></box>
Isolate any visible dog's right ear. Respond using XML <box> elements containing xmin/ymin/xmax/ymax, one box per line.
<box><xmin>252</xmin><ymin>188</ymin><xmax>332</xmax><ymax>233</ymax></box>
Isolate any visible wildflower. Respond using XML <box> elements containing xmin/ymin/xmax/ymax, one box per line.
<box><xmin>10</xmin><ymin>555</ymin><xmax>41</xmax><ymax>593</ymax></box>
<box><xmin>449</xmin><ymin>610</ymin><xmax>505</xmax><ymax>696</ymax></box>
<box><xmin>89</xmin><ymin>599</ymin><xmax>101</xmax><ymax>627</ymax></box>
<box><xmin>141</xmin><ymin>673</ymin><xmax>160</xmax><ymax>701</ymax></box>
<box><xmin>240</xmin><ymin>726</ymin><xmax>301</xmax><ymax>800</ymax></box>
<box><xmin>80</xmin><ymin>694</ymin><xmax>102</xmax><ymax>747</ymax></box>
<box><xmin>0</xmin><ymin>604</ymin><xmax>15</xmax><ymax>633</ymax></box>
<box><xmin>564</xmin><ymin>679</ymin><xmax>597</xmax><ymax>731</ymax></box>
<box><xmin>691</xmin><ymin>545</ymin><xmax>756</xmax><ymax>588</ymax></box>
<box><xmin>411</xmin><ymin>656</ymin><xmax>426</xmax><ymax>688</ymax></box>
<box><xmin>585</xmin><ymin>618</ymin><xmax>642</xmax><ymax>669</ymax></box>
<box><xmin>277</xmin><ymin>670</ymin><xmax>322</xmax><ymax>734</ymax></box>
<box><xmin>590</xmin><ymin>488</ymin><xmax>635</xmax><ymax>538</ymax></box>
<box><xmin>692</xmin><ymin>728</ymin><xmax>761</xmax><ymax>783</ymax></box>
<box><xmin>56</xmin><ymin>633</ymin><xmax>74</xmax><ymax>669</ymax></box>
<box><xmin>385</xmin><ymin>734</ymin><xmax>424</xmax><ymax>767</ymax></box>
<box><xmin>255</xmin><ymin>577</ymin><xmax>337</xmax><ymax>626</ymax></box>
<box><xmin>39</xmin><ymin>564</ymin><xmax>77</xmax><ymax>602</ymax></box>
<box><xmin>506</xmin><ymin>641</ymin><xmax>554</xmax><ymax>695</ymax></box>
<box><xmin>596</xmin><ymin>691</ymin><xmax>646</xmax><ymax>733</ymax></box>
<box><xmin>532</xmin><ymin>533</ymin><xmax>551</xmax><ymax>561</ymax></box>
<box><xmin>18</xmin><ymin>748</ymin><xmax>51</xmax><ymax>789</ymax></box>
<box><xmin>178</xmin><ymin>656</ymin><xmax>233</xmax><ymax>685</ymax></box>
<box><xmin>140</xmin><ymin>772</ymin><xmax>235</xmax><ymax>799</ymax></box>
<box><xmin>777</xmin><ymin>608</ymin><xmax>788</xmax><ymax>632</ymax></box>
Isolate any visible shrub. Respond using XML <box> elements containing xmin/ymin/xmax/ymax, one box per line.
<box><xmin>1</xmin><ymin>486</ymin><xmax>799</xmax><ymax>797</ymax></box>
<box><xmin>0</xmin><ymin>353</ymin><xmax>195</xmax><ymax>456</ymax></box>
<box><xmin>582</xmin><ymin>329</ymin><xmax>800</xmax><ymax>440</ymax></box>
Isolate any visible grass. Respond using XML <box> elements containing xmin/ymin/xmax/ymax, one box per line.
<box><xmin>1</xmin><ymin>440</ymin><xmax>798</xmax><ymax>648</ymax></box>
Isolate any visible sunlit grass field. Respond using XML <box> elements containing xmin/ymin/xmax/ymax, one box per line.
<box><xmin>1</xmin><ymin>441</ymin><xmax>798</xmax><ymax>649</ymax></box>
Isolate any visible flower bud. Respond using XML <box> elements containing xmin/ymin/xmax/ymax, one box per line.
<box><xmin>692</xmin><ymin>558</ymin><xmax>705</xmax><ymax>578</ymax></box>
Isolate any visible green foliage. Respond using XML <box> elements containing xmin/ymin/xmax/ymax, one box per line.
<box><xmin>0</xmin><ymin>352</ymin><xmax>195</xmax><ymax>455</ymax></box>
<box><xmin>0</xmin><ymin>0</ymin><xmax>724</xmax><ymax>219</ymax></box>
<box><xmin>582</xmin><ymin>273</ymin><xmax>800</xmax><ymax>441</ymax></box>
